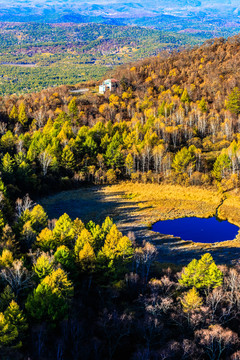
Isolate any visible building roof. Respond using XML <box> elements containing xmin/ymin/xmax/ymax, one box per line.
<box><xmin>103</xmin><ymin>78</ymin><xmax>119</xmax><ymax>84</ymax></box>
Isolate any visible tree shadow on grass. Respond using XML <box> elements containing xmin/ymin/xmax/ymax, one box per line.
<box><xmin>40</xmin><ymin>186</ymin><xmax>240</xmax><ymax>266</ymax></box>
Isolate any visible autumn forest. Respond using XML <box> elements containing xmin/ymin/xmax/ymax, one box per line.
<box><xmin>1</xmin><ymin>27</ymin><xmax>240</xmax><ymax>360</ymax></box>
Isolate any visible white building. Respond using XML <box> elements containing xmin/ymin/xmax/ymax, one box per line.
<box><xmin>99</xmin><ymin>79</ymin><xmax>119</xmax><ymax>94</ymax></box>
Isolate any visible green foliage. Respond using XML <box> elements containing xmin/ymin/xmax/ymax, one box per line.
<box><xmin>99</xmin><ymin>224</ymin><xmax>134</xmax><ymax>266</ymax></box>
<box><xmin>198</xmin><ymin>97</ymin><xmax>208</xmax><ymax>112</ymax></box>
<box><xmin>9</xmin><ymin>105</ymin><xmax>18</xmax><ymax>121</ymax></box>
<box><xmin>33</xmin><ymin>253</ymin><xmax>54</xmax><ymax>280</ymax></box>
<box><xmin>29</xmin><ymin>205</ymin><xmax>48</xmax><ymax>233</ymax></box>
<box><xmin>0</xmin><ymin>286</ymin><xmax>15</xmax><ymax>312</ymax></box>
<box><xmin>78</xmin><ymin>242</ymin><xmax>96</xmax><ymax>272</ymax></box>
<box><xmin>61</xmin><ymin>146</ymin><xmax>75</xmax><ymax>171</ymax></box>
<box><xmin>105</xmin><ymin>132</ymin><xmax>124</xmax><ymax>169</ymax></box>
<box><xmin>180</xmin><ymin>287</ymin><xmax>203</xmax><ymax>313</ymax></box>
<box><xmin>101</xmin><ymin>216</ymin><xmax>114</xmax><ymax>236</ymax></box>
<box><xmin>212</xmin><ymin>153</ymin><xmax>231</xmax><ymax>181</ymax></box>
<box><xmin>18</xmin><ymin>103</ymin><xmax>28</xmax><ymax>125</ymax></box>
<box><xmin>26</xmin><ymin>268</ymin><xmax>73</xmax><ymax>323</ymax></box>
<box><xmin>4</xmin><ymin>300</ymin><xmax>28</xmax><ymax>334</ymax></box>
<box><xmin>2</xmin><ymin>153</ymin><xmax>14</xmax><ymax>176</ymax></box>
<box><xmin>179</xmin><ymin>253</ymin><xmax>223</xmax><ymax>289</ymax></box>
<box><xmin>226</xmin><ymin>87</ymin><xmax>240</xmax><ymax>115</ymax></box>
<box><xmin>54</xmin><ymin>245</ymin><xmax>74</xmax><ymax>271</ymax></box>
<box><xmin>53</xmin><ymin>213</ymin><xmax>74</xmax><ymax>246</ymax></box>
<box><xmin>0</xmin><ymin>23</ymin><xmax>201</xmax><ymax>96</ymax></box>
<box><xmin>0</xmin><ymin>249</ymin><xmax>13</xmax><ymax>267</ymax></box>
<box><xmin>36</xmin><ymin>228</ymin><xmax>57</xmax><ymax>251</ymax></box>
<box><xmin>0</xmin><ymin>313</ymin><xmax>18</xmax><ymax>348</ymax></box>
<box><xmin>68</xmin><ymin>97</ymin><xmax>78</xmax><ymax>118</ymax></box>
<box><xmin>75</xmin><ymin>228</ymin><xmax>95</xmax><ymax>257</ymax></box>
<box><xmin>172</xmin><ymin>147</ymin><xmax>195</xmax><ymax>175</ymax></box>
<box><xmin>181</xmin><ymin>88</ymin><xmax>190</xmax><ymax>103</ymax></box>
<box><xmin>0</xmin><ymin>211</ymin><xmax>6</xmax><ymax>235</ymax></box>
<box><xmin>1</xmin><ymin>131</ymin><xmax>15</xmax><ymax>152</ymax></box>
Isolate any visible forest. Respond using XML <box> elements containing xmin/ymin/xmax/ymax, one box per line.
<box><xmin>0</xmin><ymin>22</ymin><xmax>201</xmax><ymax>96</ymax></box>
<box><xmin>1</xmin><ymin>34</ymin><xmax>240</xmax><ymax>359</ymax></box>
<box><xmin>0</xmin><ymin>35</ymin><xmax>240</xmax><ymax>197</ymax></box>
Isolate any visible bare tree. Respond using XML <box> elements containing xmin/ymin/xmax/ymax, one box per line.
<box><xmin>206</xmin><ymin>288</ymin><xmax>225</xmax><ymax>323</ymax></box>
<box><xmin>0</xmin><ymin>122</ymin><xmax>7</xmax><ymax>135</ymax></box>
<box><xmin>134</xmin><ymin>241</ymin><xmax>158</xmax><ymax>283</ymax></box>
<box><xmin>16</xmin><ymin>193</ymin><xmax>34</xmax><ymax>218</ymax></box>
<box><xmin>0</xmin><ymin>259</ymin><xmax>33</xmax><ymax>296</ymax></box>
<box><xmin>39</xmin><ymin>150</ymin><xmax>53</xmax><ymax>176</ymax></box>
<box><xmin>195</xmin><ymin>325</ymin><xmax>238</xmax><ymax>360</ymax></box>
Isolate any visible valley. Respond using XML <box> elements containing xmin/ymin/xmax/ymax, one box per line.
<box><xmin>0</xmin><ymin>23</ymin><xmax>202</xmax><ymax>95</ymax></box>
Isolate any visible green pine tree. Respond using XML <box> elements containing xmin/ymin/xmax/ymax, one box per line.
<box><xmin>68</xmin><ymin>97</ymin><xmax>78</xmax><ymax>118</ymax></box>
<box><xmin>226</xmin><ymin>87</ymin><xmax>240</xmax><ymax>115</ymax></box>
<box><xmin>179</xmin><ymin>253</ymin><xmax>223</xmax><ymax>290</ymax></box>
<box><xmin>61</xmin><ymin>146</ymin><xmax>75</xmax><ymax>171</ymax></box>
<box><xmin>9</xmin><ymin>105</ymin><xmax>18</xmax><ymax>122</ymax></box>
<box><xmin>4</xmin><ymin>300</ymin><xmax>28</xmax><ymax>334</ymax></box>
<box><xmin>181</xmin><ymin>88</ymin><xmax>190</xmax><ymax>103</ymax></box>
<box><xmin>18</xmin><ymin>102</ymin><xmax>28</xmax><ymax>125</ymax></box>
<box><xmin>198</xmin><ymin>97</ymin><xmax>208</xmax><ymax>112</ymax></box>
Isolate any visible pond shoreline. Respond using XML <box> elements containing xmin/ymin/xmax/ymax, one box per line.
<box><xmin>151</xmin><ymin>216</ymin><xmax>239</xmax><ymax>244</ymax></box>
<box><xmin>39</xmin><ymin>182</ymin><xmax>240</xmax><ymax>265</ymax></box>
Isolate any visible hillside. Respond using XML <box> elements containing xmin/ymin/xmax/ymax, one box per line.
<box><xmin>1</xmin><ymin>33</ymin><xmax>240</xmax><ymax>360</ymax></box>
<box><xmin>0</xmin><ymin>35</ymin><xmax>239</xmax><ymax>198</ymax></box>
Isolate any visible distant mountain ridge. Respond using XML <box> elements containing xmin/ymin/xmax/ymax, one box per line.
<box><xmin>0</xmin><ymin>0</ymin><xmax>240</xmax><ymax>39</ymax></box>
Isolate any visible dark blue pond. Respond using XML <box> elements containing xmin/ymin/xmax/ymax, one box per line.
<box><xmin>152</xmin><ymin>217</ymin><xmax>239</xmax><ymax>243</ymax></box>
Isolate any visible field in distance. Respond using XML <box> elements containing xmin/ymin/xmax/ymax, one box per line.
<box><xmin>0</xmin><ymin>23</ymin><xmax>203</xmax><ymax>95</ymax></box>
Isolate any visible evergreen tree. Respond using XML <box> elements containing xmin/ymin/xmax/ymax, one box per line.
<box><xmin>29</xmin><ymin>205</ymin><xmax>48</xmax><ymax>233</ymax></box>
<box><xmin>54</xmin><ymin>245</ymin><xmax>74</xmax><ymax>272</ymax></box>
<box><xmin>198</xmin><ymin>97</ymin><xmax>208</xmax><ymax>112</ymax></box>
<box><xmin>179</xmin><ymin>253</ymin><xmax>223</xmax><ymax>290</ymax></box>
<box><xmin>26</xmin><ymin>268</ymin><xmax>73</xmax><ymax>323</ymax></box>
<box><xmin>78</xmin><ymin>242</ymin><xmax>96</xmax><ymax>271</ymax></box>
<box><xmin>2</xmin><ymin>153</ymin><xmax>14</xmax><ymax>176</ymax></box>
<box><xmin>36</xmin><ymin>228</ymin><xmax>57</xmax><ymax>251</ymax></box>
<box><xmin>125</xmin><ymin>153</ymin><xmax>134</xmax><ymax>175</ymax></box>
<box><xmin>226</xmin><ymin>87</ymin><xmax>240</xmax><ymax>115</ymax></box>
<box><xmin>172</xmin><ymin>147</ymin><xmax>195</xmax><ymax>175</ymax></box>
<box><xmin>181</xmin><ymin>287</ymin><xmax>203</xmax><ymax>313</ymax></box>
<box><xmin>212</xmin><ymin>153</ymin><xmax>231</xmax><ymax>181</ymax></box>
<box><xmin>4</xmin><ymin>300</ymin><xmax>28</xmax><ymax>334</ymax></box>
<box><xmin>9</xmin><ymin>105</ymin><xmax>18</xmax><ymax>122</ymax></box>
<box><xmin>61</xmin><ymin>146</ymin><xmax>75</xmax><ymax>171</ymax></box>
<box><xmin>68</xmin><ymin>97</ymin><xmax>78</xmax><ymax>118</ymax></box>
<box><xmin>75</xmin><ymin>228</ymin><xmax>95</xmax><ymax>257</ymax></box>
<box><xmin>0</xmin><ymin>249</ymin><xmax>13</xmax><ymax>268</ymax></box>
<box><xmin>33</xmin><ymin>253</ymin><xmax>54</xmax><ymax>280</ymax></box>
<box><xmin>181</xmin><ymin>88</ymin><xmax>190</xmax><ymax>103</ymax></box>
<box><xmin>0</xmin><ymin>286</ymin><xmax>15</xmax><ymax>312</ymax></box>
<box><xmin>0</xmin><ymin>313</ymin><xmax>18</xmax><ymax>348</ymax></box>
<box><xmin>53</xmin><ymin>213</ymin><xmax>74</xmax><ymax>247</ymax></box>
<box><xmin>18</xmin><ymin>102</ymin><xmax>28</xmax><ymax>125</ymax></box>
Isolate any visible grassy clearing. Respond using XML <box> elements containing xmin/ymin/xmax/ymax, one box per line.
<box><xmin>102</xmin><ymin>182</ymin><xmax>240</xmax><ymax>256</ymax></box>
<box><xmin>103</xmin><ymin>182</ymin><xmax>222</xmax><ymax>225</ymax></box>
